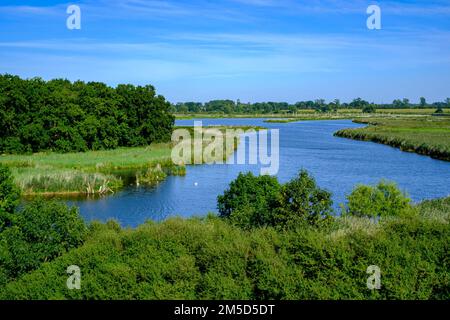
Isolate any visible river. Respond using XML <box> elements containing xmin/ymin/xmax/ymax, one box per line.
<box><xmin>69</xmin><ymin>118</ymin><xmax>450</xmax><ymax>227</ymax></box>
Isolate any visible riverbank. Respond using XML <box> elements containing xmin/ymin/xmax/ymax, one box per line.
<box><xmin>0</xmin><ymin>126</ymin><xmax>265</xmax><ymax>196</ymax></box>
<box><xmin>334</xmin><ymin>117</ymin><xmax>450</xmax><ymax>162</ymax></box>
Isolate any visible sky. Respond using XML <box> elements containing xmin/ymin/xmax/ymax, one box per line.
<box><xmin>0</xmin><ymin>0</ymin><xmax>450</xmax><ymax>103</ymax></box>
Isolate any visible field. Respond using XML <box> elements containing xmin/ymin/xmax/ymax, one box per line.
<box><xmin>334</xmin><ymin>117</ymin><xmax>450</xmax><ymax>161</ymax></box>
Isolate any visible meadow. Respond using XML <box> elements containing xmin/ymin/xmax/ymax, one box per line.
<box><xmin>334</xmin><ymin>116</ymin><xmax>450</xmax><ymax>161</ymax></box>
<box><xmin>0</xmin><ymin>126</ymin><xmax>263</xmax><ymax>195</ymax></box>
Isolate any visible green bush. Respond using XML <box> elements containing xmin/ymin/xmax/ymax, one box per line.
<box><xmin>0</xmin><ymin>164</ymin><xmax>20</xmax><ymax>230</ymax></box>
<box><xmin>0</xmin><ymin>209</ymin><xmax>448</xmax><ymax>300</ymax></box>
<box><xmin>218</xmin><ymin>170</ymin><xmax>333</xmax><ymax>228</ymax></box>
<box><xmin>217</xmin><ymin>172</ymin><xmax>281</xmax><ymax>228</ymax></box>
<box><xmin>0</xmin><ymin>199</ymin><xmax>87</xmax><ymax>285</ymax></box>
<box><xmin>273</xmin><ymin>170</ymin><xmax>333</xmax><ymax>227</ymax></box>
<box><xmin>344</xmin><ymin>181</ymin><xmax>413</xmax><ymax>218</ymax></box>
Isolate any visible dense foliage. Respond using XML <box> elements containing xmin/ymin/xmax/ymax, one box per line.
<box><xmin>344</xmin><ymin>181</ymin><xmax>413</xmax><ymax>218</ymax></box>
<box><xmin>0</xmin><ymin>74</ymin><xmax>175</xmax><ymax>153</ymax></box>
<box><xmin>0</xmin><ymin>165</ymin><xmax>448</xmax><ymax>300</ymax></box>
<box><xmin>0</xmin><ymin>208</ymin><xmax>448</xmax><ymax>300</ymax></box>
<box><xmin>0</xmin><ymin>165</ymin><xmax>20</xmax><ymax>231</ymax></box>
<box><xmin>0</xmin><ymin>165</ymin><xmax>87</xmax><ymax>286</ymax></box>
<box><xmin>218</xmin><ymin>170</ymin><xmax>333</xmax><ymax>229</ymax></box>
<box><xmin>172</xmin><ymin>98</ymin><xmax>450</xmax><ymax>114</ymax></box>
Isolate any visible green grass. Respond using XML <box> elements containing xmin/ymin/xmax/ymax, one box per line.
<box><xmin>0</xmin><ymin>126</ymin><xmax>263</xmax><ymax>195</ymax></box>
<box><xmin>334</xmin><ymin>117</ymin><xmax>450</xmax><ymax>161</ymax></box>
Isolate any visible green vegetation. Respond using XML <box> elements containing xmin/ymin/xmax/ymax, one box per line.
<box><xmin>344</xmin><ymin>181</ymin><xmax>413</xmax><ymax>218</ymax></box>
<box><xmin>0</xmin><ymin>166</ymin><xmax>448</xmax><ymax>300</ymax></box>
<box><xmin>218</xmin><ymin>171</ymin><xmax>333</xmax><ymax>229</ymax></box>
<box><xmin>0</xmin><ymin>165</ymin><xmax>87</xmax><ymax>285</ymax></box>
<box><xmin>0</xmin><ymin>144</ymin><xmax>174</xmax><ymax>195</ymax></box>
<box><xmin>172</xmin><ymin>98</ymin><xmax>450</xmax><ymax>116</ymax></box>
<box><xmin>0</xmin><ymin>74</ymin><xmax>174</xmax><ymax>154</ymax></box>
<box><xmin>0</xmin><ymin>125</ymin><xmax>263</xmax><ymax>195</ymax></box>
<box><xmin>334</xmin><ymin>117</ymin><xmax>450</xmax><ymax>161</ymax></box>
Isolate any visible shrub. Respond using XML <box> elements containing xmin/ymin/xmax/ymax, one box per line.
<box><xmin>344</xmin><ymin>181</ymin><xmax>413</xmax><ymax>218</ymax></box>
<box><xmin>217</xmin><ymin>172</ymin><xmax>281</xmax><ymax>228</ymax></box>
<box><xmin>0</xmin><ymin>164</ymin><xmax>20</xmax><ymax>230</ymax></box>
<box><xmin>0</xmin><ymin>199</ymin><xmax>87</xmax><ymax>285</ymax></box>
<box><xmin>218</xmin><ymin>170</ymin><xmax>333</xmax><ymax>229</ymax></box>
<box><xmin>273</xmin><ymin>170</ymin><xmax>333</xmax><ymax>227</ymax></box>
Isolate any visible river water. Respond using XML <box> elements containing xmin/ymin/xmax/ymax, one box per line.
<box><xmin>70</xmin><ymin>119</ymin><xmax>450</xmax><ymax>227</ymax></box>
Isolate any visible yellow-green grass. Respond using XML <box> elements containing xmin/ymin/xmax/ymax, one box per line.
<box><xmin>0</xmin><ymin>126</ymin><xmax>262</xmax><ymax>196</ymax></box>
<box><xmin>335</xmin><ymin>117</ymin><xmax>450</xmax><ymax>161</ymax></box>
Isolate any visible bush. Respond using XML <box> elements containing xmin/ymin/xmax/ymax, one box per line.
<box><xmin>218</xmin><ymin>170</ymin><xmax>333</xmax><ymax>229</ymax></box>
<box><xmin>273</xmin><ymin>170</ymin><xmax>333</xmax><ymax>227</ymax></box>
<box><xmin>0</xmin><ymin>199</ymin><xmax>87</xmax><ymax>285</ymax></box>
<box><xmin>0</xmin><ymin>210</ymin><xmax>448</xmax><ymax>300</ymax></box>
<box><xmin>217</xmin><ymin>172</ymin><xmax>281</xmax><ymax>228</ymax></box>
<box><xmin>344</xmin><ymin>181</ymin><xmax>413</xmax><ymax>218</ymax></box>
<box><xmin>0</xmin><ymin>164</ymin><xmax>20</xmax><ymax>230</ymax></box>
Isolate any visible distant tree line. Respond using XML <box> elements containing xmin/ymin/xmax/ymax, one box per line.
<box><xmin>172</xmin><ymin>97</ymin><xmax>450</xmax><ymax>114</ymax></box>
<box><xmin>0</xmin><ymin>74</ymin><xmax>175</xmax><ymax>154</ymax></box>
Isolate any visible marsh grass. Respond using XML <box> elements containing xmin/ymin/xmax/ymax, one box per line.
<box><xmin>335</xmin><ymin>117</ymin><xmax>450</xmax><ymax>161</ymax></box>
<box><xmin>1</xmin><ymin>126</ymin><xmax>256</xmax><ymax>195</ymax></box>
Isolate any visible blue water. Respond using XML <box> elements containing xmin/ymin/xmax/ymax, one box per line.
<box><xmin>71</xmin><ymin>119</ymin><xmax>450</xmax><ymax>227</ymax></box>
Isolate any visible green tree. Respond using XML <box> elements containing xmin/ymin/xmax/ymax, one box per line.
<box><xmin>362</xmin><ymin>104</ymin><xmax>376</xmax><ymax>113</ymax></box>
<box><xmin>420</xmin><ymin>97</ymin><xmax>427</xmax><ymax>108</ymax></box>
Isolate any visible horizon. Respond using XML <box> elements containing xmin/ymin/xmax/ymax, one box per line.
<box><xmin>1</xmin><ymin>0</ymin><xmax>450</xmax><ymax>103</ymax></box>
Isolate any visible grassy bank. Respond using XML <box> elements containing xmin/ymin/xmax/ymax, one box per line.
<box><xmin>334</xmin><ymin>117</ymin><xmax>450</xmax><ymax>161</ymax></box>
<box><xmin>1</xmin><ymin>195</ymin><xmax>448</xmax><ymax>300</ymax></box>
<box><xmin>0</xmin><ymin>126</ymin><xmax>263</xmax><ymax>196</ymax></box>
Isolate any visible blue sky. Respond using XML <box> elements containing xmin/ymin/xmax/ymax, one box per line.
<box><xmin>1</xmin><ymin>0</ymin><xmax>450</xmax><ymax>103</ymax></box>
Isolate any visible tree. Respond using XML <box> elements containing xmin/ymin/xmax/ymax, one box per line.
<box><xmin>362</xmin><ymin>104</ymin><xmax>376</xmax><ymax>113</ymax></box>
<box><xmin>420</xmin><ymin>97</ymin><xmax>427</xmax><ymax>108</ymax></box>
<box><xmin>402</xmin><ymin>98</ymin><xmax>410</xmax><ymax>108</ymax></box>
<box><xmin>0</xmin><ymin>75</ymin><xmax>175</xmax><ymax>154</ymax></box>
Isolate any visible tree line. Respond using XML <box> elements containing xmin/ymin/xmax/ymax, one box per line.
<box><xmin>0</xmin><ymin>74</ymin><xmax>175</xmax><ymax>154</ymax></box>
<box><xmin>172</xmin><ymin>97</ymin><xmax>450</xmax><ymax>114</ymax></box>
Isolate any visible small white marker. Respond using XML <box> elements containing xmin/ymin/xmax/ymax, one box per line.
<box><xmin>194</xmin><ymin>182</ymin><xmax>198</xmax><ymax>186</ymax></box>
